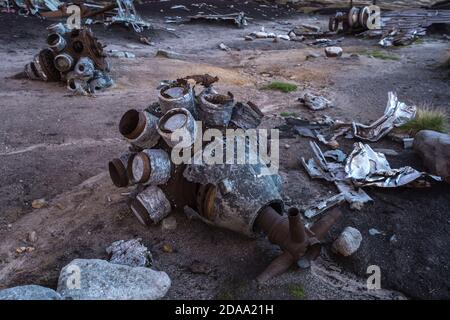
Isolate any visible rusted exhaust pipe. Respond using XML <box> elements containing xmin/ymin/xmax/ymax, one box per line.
<box><xmin>158</xmin><ymin>80</ymin><xmax>195</xmax><ymax>114</ymax></box>
<box><xmin>128</xmin><ymin>149</ymin><xmax>171</xmax><ymax>185</ymax></box>
<box><xmin>198</xmin><ymin>91</ymin><xmax>235</xmax><ymax>127</ymax></box>
<box><xmin>130</xmin><ymin>186</ymin><xmax>171</xmax><ymax>225</ymax></box>
<box><xmin>157</xmin><ymin>108</ymin><xmax>197</xmax><ymax>148</ymax></box>
<box><xmin>119</xmin><ymin>109</ymin><xmax>160</xmax><ymax>149</ymax></box>
<box><xmin>310</xmin><ymin>208</ymin><xmax>342</xmax><ymax>239</ymax></box>
<box><xmin>54</xmin><ymin>53</ymin><xmax>74</xmax><ymax>72</ymax></box>
<box><xmin>47</xmin><ymin>33</ymin><xmax>66</xmax><ymax>52</ymax></box>
<box><xmin>288</xmin><ymin>208</ymin><xmax>306</xmax><ymax>244</ymax></box>
<box><xmin>255</xmin><ymin>206</ymin><xmax>342</xmax><ymax>283</ymax></box>
<box><xmin>108</xmin><ymin>152</ymin><xmax>133</xmax><ymax>188</ymax></box>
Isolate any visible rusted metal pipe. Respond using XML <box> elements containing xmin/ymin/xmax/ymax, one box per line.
<box><xmin>119</xmin><ymin>109</ymin><xmax>160</xmax><ymax>149</ymax></box>
<box><xmin>288</xmin><ymin>208</ymin><xmax>306</xmax><ymax>244</ymax></box>
<box><xmin>255</xmin><ymin>206</ymin><xmax>342</xmax><ymax>283</ymax></box>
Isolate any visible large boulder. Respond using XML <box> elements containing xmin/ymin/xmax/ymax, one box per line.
<box><xmin>0</xmin><ymin>285</ymin><xmax>61</xmax><ymax>300</ymax></box>
<box><xmin>414</xmin><ymin>130</ymin><xmax>450</xmax><ymax>183</ymax></box>
<box><xmin>57</xmin><ymin>259</ymin><xmax>170</xmax><ymax>300</ymax></box>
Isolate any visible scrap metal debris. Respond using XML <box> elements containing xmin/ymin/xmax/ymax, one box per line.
<box><xmin>280</xmin><ymin>92</ymin><xmax>416</xmax><ymax>147</ymax></box>
<box><xmin>23</xmin><ymin>24</ymin><xmax>113</xmax><ymax>95</ymax></box>
<box><xmin>302</xmin><ymin>141</ymin><xmax>442</xmax><ymax>210</ymax></box>
<box><xmin>353</xmin><ymin>92</ymin><xmax>417</xmax><ymax>142</ymax></box>
<box><xmin>187</xmin><ymin>12</ymin><xmax>248</xmax><ymax>28</ymax></box>
<box><xmin>345</xmin><ymin>143</ymin><xmax>442</xmax><ymax>188</ymax></box>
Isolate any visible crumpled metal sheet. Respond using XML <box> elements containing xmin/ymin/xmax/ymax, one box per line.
<box><xmin>344</xmin><ymin>143</ymin><xmax>442</xmax><ymax>187</ymax></box>
<box><xmin>301</xmin><ymin>141</ymin><xmax>373</xmax><ymax>210</ymax></box>
<box><xmin>352</xmin><ymin>92</ymin><xmax>416</xmax><ymax>142</ymax></box>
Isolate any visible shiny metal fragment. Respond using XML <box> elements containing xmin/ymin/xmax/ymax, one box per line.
<box><xmin>345</xmin><ymin>143</ymin><xmax>442</xmax><ymax>187</ymax></box>
<box><xmin>303</xmin><ymin>193</ymin><xmax>345</xmax><ymax>219</ymax></box>
<box><xmin>130</xmin><ymin>186</ymin><xmax>171</xmax><ymax>225</ymax></box>
<box><xmin>119</xmin><ymin>109</ymin><xmax>160</xmax><ymax>149</ymax></box>
<box><xmin>352</xmin><ymin>92</ymin><xmax>416</xmax><ymax>142</ymax></box>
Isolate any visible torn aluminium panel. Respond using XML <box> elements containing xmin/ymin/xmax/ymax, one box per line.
<box><xmin>301</xmin><ymin>141</ymin><xmax>373</xmax><ymax>210</ymax></box>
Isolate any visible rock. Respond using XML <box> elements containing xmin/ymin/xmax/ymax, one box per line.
<box><xmin>155</xmin><ymin>49</ymin><xmax>184</xmax><ymax>59</ymax></box>
<box><xmin>16</xmin><ymin>246</ymin><xmax>35</xmax><ymax>254</ymax></box>
<box><xmin>277</xmin><ymin>35</ymin><xmax>290</xmax><ymax>41</ymax></box>
<box><xmin>301</xmin><ymin>23</ymin><xmax>321</xmax><ymax>32</ymax></box>
<box><xmin>306</xmin><ymin>52</ymin><xmax>321</xmax><ymax>60</ymax></box>
<box><xmin>31</xmin><ymin>198</ymin><xmax>47</xmax><ymax>209</ymax></box>
<box><xmin>28</xmin><ymin>231</ymin><xmax>37</xmax><ymax>243</ymax></box>
<box><xmin>218</xmin><ymin>43</ymin><xmax>230</xmax><ymax>51</ymax></box>
<box><xmin>369</xmin><ymin>228</ymin><xmax>383</xmax><ymax>236</ymax></box>
<box><xmin>244</xmin><ymin>35</ymin><xmax>254</xmax><ymax>41</ymax></box>
<box><xmin>254</xmin><ymin>31</ymin><xmax>268</xmax><ymax>38</ymax></box>
<box><xmin>0</xmin><ymin>285</ymin><xmax>61</xmax><ymax>300</ymax></box>
<box><xmin>57</xmin><ymin>259</ymin><xmax>170</xmax><ymax>300</ymax></box>
<box><xmin>107</xmin><ymin>50</ymin><xmax>135</xmax><ymax>58</ymax></box>
<box><xmin>161</xmin><ymin>216</ymin><xmax>177</xmax><ymax>231</ymax></box>
<box><xmin>189</xmin><ymin>260</ymin><xmax>212</xmax><ymax>274</ymax></box>
<box><xmin>267</xmin><ymin>32</ymin><xmax>277</xmax><ymax>38</ymax></box>
<box><xmin>284</xmin><ymin>144</ymin><xmax>290</xmax><ymax>149</ymax></box>
<box><xmin>106</xmin><ymin>239</ymin><xmax>152</xmax><ymax>268</ymax></box>
<box><xmin>414</xmin><ymin>130</ymin><xmax>450</xmax><ymax>182</ymax></box>
<box><xmin>332</xmin><ymin>227</ymin><xmax>362</xmax><ymax>257</ymax></box>
<box><xmin>325</xmin><ymin>46</ymin><xmax>343</xmax><ymax>58</ymax></box>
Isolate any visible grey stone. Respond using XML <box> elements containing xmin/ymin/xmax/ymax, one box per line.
<box><xmin>0</xmin><ymin>285</ymin><xmax>61</xmax><ymax>300</ymax></box>
<box><xmin>106</xmin><ymin>239</ymin><xmax>152</xmax><ymax>267</ymax></box>
<box><xmin>155</xmin><ymin>49</ymin><xmax>184</xmax><ymax>60</ymax></box>
<box><xmin>332</xmin><ymin>227</ymin><xmax>362</xmax><ymax>257</ymax></box>
<box><xmin>161</xmin><ymin>216</ymin><xmax>177</xmax><ymax>231</ymax></box>
<box><xmin>414</xmin><ymin>130</ymin><xmax>450</xmax><ymax>182</ymax></box>
<box><xmin>57</xmin><ymin>259</ymin><xmax>170</xmax><ymax>300</ymax></box>
<box><xmin>325</xmin><ymin>46</ymin><xmax>343</xmax><ymax>58</ymax></box>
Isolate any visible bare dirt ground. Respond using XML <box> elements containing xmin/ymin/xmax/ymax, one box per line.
<box><xmin>0</xmin><ymin>0</ymin><xmax>449</xmax><ymax>299</ymax></box>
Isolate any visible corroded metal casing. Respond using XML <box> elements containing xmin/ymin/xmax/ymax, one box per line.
<box><xmin>54</xmin><ymin>53</ymin><xmax>74</xmax><ymax>72</ymax></box>
<box><xmin>119</xmin><ymin>109</ymin><xmax>160</xmax><ymax>149</ymax></box>
<box><xmin>158</xmin><ymin>82</ymin><xmax>196</xmax><ymax>114</ymax></box>
<box><xmin>74</xmin><ymin>57</ymin><xmax>95</xmax><ymax>78</ymax></box>
<box><xmin>184</xmin><ymin>142</ymin><xmax>283</xmax><ymax>237</ymax></box>
<box><xmin>130</xmin><ymin>186</ymin><xmax>171</xmax><ymax>225</ymax></box>
<box><xmin>157</xmin><ymin>108</ymin><xmax>197</xmax><ymax>148</ymax></box>
<box><xmin>198</xmin><ymin>91</ymin><xmax>235</xmax><ymax>127</ymax></box>
<box><xmin>109</xmin><ymin>152</ymin><xmax>133</xmax><ymax>188</ymax></box>
<box><xmin>47</xmin><ymin>33</ymin><xmax>67</xmax><ymax>52</ymax></box>
<box><xmin>128</xmin><ymin>149</ymin><xmax>171</xmax><ymax>186</ymax></box>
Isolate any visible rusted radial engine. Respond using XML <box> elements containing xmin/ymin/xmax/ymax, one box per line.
<box><xmin>329</xmin><ymin>1</ymin><xmax>379</xmax><ymax>33</ymax></box>
<box><xmin>108</xmin><ymin>75</ymin><xmax>341</xmax><ymax>281</ymax></box>
<box><xmin>24</xmin><ymin>23</ymin><xmax>112</xmax><ymax>94</ymax></box>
